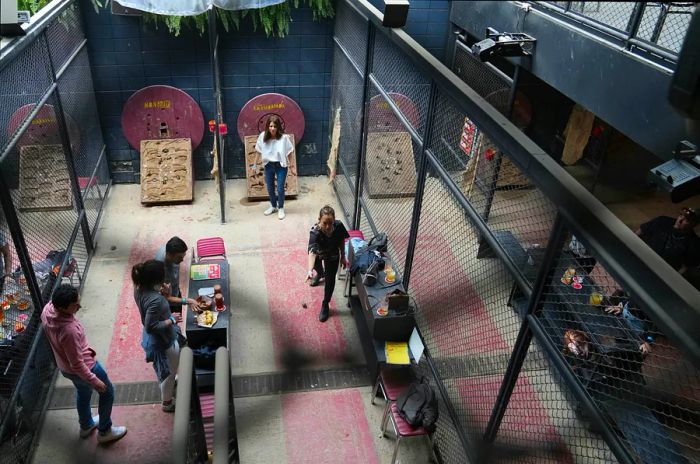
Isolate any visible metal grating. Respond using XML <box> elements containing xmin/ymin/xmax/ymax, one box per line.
<box><xmin>45</xmin><ymin>4</ymin><xmax>85</xmax><ymax>72</ymax></box>
<box><xmin>371</xmin><ymin>32</ymin><xmax>431</xmax><ymax>140</ymax></box>
<box><xmin>49</xmin><ymin>366</ymin><xmax>371</xmax><ymax>409</ymax></box>
<box><xmin>333</xmin><ymin>1</ymin><xmax>369</xmax><ymax>74</ymax></box>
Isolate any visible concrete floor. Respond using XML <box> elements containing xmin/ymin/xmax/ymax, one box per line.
<box><xmin>31</xmin><ymin>177</ymin><xmax>433</xmax><ymax>464</ymax></box>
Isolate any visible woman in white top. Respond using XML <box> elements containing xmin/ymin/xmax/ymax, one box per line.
<box><xmin>253</xmin><ymin>115</ymin><xmax>296</xmax><ymax>220</ymax></box>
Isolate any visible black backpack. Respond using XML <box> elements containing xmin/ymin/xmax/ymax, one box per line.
<box><xmin>396</xmin><ymin>377</ymin><xmax>439</xmax><ymax>432</ymax></box>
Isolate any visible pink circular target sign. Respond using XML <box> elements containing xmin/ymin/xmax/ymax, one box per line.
<box><xmin>7</xmin><ymin>104</ymin><xmax>80</xmax><ymax>151</ymax></box>
<box><xmin>368</xmin><ymin>92</ymin><xmax>420</xmax><ymax>132</ymax></box>
<box><xmin>237</xmin><ymin>93</ymin><xmax>305</xmax><ymax>143</ymax></box>
<box><xmin>121</xmin><ymin>85</ymin><xmax>205</xmax><ymax>151</ymax></box>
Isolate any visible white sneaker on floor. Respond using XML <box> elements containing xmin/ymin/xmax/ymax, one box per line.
<box><xmin>97</xmin><ymin>426</ymin><xmax>127</xmax><ymax>444</ymax></box>
<box><xmin>79</xmin><ymin>415</ymin><xmax>99</xmax><ymax>438</ymax></box>
<box><xmin>264</xmin><ymin>206</ymin><xmax>278</xmax><ymax>216</ymax></box>
<box><xmin>278</xmin><ymin>208</ymin><xmax>285</xmax><ymax>220</ymax></box>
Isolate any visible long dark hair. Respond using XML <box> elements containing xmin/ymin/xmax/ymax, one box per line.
<box><xmin>131</xmin><ymin>260</ymin><xmax>165</xmax><ymax>289</ymax></box>
<box><xmin>263</xmin><ymin>115</ymin><xmax>284</xmax><ymax>142</ymax></box>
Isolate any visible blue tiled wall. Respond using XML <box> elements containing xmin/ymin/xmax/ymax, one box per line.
<box><xmin>81</xmin><ymin>1</ymin><xmax>333</xmax><ymax>182</ymax></box>
<box><xmin>367</xmin><ymin>0</ymin><xmax>450</xmax><ymax>61</ymax></box>
<box><xmin>81</xmin><ymin>1</ymin><xmax>448</xmax><ymax>183</ymax></box>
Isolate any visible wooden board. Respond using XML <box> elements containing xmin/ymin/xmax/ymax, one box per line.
<box><xmin>562</xmin><ymin>104</ymin><xmax>595</xmax><ymax>166</ymax></box>
<box><xmin>365</xmin><ymin>131</ymin><xmax>416</xmax><ymax>199</ymax></box>
<box><xmin>244</xmin><ymin>134</ymin><xmax>299</xmax><ymax>200</ymax></box>
<box><xmin>19</xmin><ymin>144</ymin><xmax>73</xmax><ymax>212</ymax></box>
<box><xmin>140</xmin><ymin>138</ymin><xmax>193</xmax><ymax>204</ymax></box>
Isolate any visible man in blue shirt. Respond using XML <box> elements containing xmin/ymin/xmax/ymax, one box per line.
<box><xmin>154</xmin><ymin>236</ymin><xmax>196</xmax><ymax>314</ymax></box>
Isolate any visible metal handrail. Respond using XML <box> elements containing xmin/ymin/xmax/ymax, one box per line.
<box><xmin>172</xmin><ymin>347</ymin><xmax>194</xmax><ymax>464</ymax></box>
<box><xmin>213</xmin><ymin>347</ymin><xmax>238</xmax><ymax>464</ymax></box>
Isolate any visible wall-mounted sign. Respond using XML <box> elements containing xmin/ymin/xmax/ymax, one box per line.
<box><xmin>237</xmin><ymin>93</ymin><xmax>305</xmax><ymax>144</ymax></box>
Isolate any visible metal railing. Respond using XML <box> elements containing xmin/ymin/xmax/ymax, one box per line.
<box><xmin>331</xmin><ymin>1</ymin><xmax>700</xmax><ymax>462</ymax></box>
<box><xmin>0</xmin><ymin>1</ymin><xmax>110</xmax><ymax>461</ymax></box>
<box><xmin>531</xmin><ymin>1</ymin><xmax>696</xmax><ymax>65</ymax></box>
<box><xmin>213</xmin><ymin>347</ymin><xmax>239</xmax><ymax>464</ymax></box>
<box><xmin>172</xmin><ymin>347</ymin><xmax>208</xmax><ymax>464</ymax></box>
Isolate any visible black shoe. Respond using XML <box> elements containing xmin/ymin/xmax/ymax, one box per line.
<box><xmin>319</xmin><ymin>302</ymin><xmax>330</xmax><ymax>322</ymax></box>
<box><xmin>309</xmin><ymin>274</ymin><xmax>325</xmax><ymax>287</ymax></box>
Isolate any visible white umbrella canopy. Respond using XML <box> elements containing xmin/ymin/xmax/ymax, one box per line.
<box><xmin>114</xmin><ymin>0</ymin><xmax>286</xmax><ymax>16</ymax></box>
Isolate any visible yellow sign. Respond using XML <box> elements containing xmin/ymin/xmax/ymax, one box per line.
<box><xmin>253</xmin><ymin>102</ymin><xmax>286</xmax><ymax>111</ymax></box>
<box><xmin>143</xmin><ymin>100</ymin><xmax>171</xmax><ymax>109</ymax></box>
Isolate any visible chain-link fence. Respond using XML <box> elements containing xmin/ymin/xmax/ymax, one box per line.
<box><xmin>0</xmin><ymin>0</ymin><xmax>109</xmax><ymax>461</ymax></box>
<box><xmin>332</xmin><ymin>1</ymin><xmax>700</xmax><ymax>463</ymax></box>
<box><xmin>533</xmin><ymin>1</ymin><xmax>695</xmax><ymax>64</ymax></box>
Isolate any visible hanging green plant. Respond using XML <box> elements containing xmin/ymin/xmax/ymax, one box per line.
<box><xmin>142</xmin><ymin>0</ymin><xmax>333</xmax><ymax>38</ymax></box>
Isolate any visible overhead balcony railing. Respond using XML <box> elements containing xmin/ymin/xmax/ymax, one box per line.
<box><xmin>530</xmin><ymin>1</ymin><xmax>695</xmax><ymax>67</ymax></box>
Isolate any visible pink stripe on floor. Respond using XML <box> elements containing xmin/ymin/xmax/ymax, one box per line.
<box><xmin>106</xmin><ymin>229</ymin><xmax>190</xmax><ymax>382</ymax></box>
<box><xmin>411</xmin><ymin>231</ymin><xmax>511</xmax><ymax>354</ymax></box>
<box><xmin>457</xmin><ymin>375</ymin><xmax>574</xmax><ymax>463</ymax></box>
<box><xmin>259</xmin><ymin>219</ymin><xmax>347</xmax><ymax>368</ymax></box>
<box><xmin>282</xmin><ymin>389</ymin><xmax>379</xmax><ymax>464</ymax></box>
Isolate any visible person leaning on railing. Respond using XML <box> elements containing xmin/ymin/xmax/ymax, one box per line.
<box><xmin>636</xmin><ymin>207</ymin><xmax>700</xmax><ymax>277</ymax></box>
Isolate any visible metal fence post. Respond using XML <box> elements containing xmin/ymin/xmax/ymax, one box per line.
<box><xmin>42</xmin><ymin>33</ymin><xmax>94</xmax><ymax>254</ymax></box>
<box><xmin>401</xmin><ymin>82</ymin><xmax>437</xmax><ymax>290</ymax></box>
<box><xmin>480</xmin><ymin>214</ymin><xmax>567</xmax><ymax>454</ymax></box>
<box><xmin>352</xmin><ymin>22</ymin><xmax>376</xmax><ymax>230</ymax></box>
<box><xmin>208</xmin><ymin>6</ymin><xmax>226</xmax><ymax>224</ymax></box>
<box><xmin>624</xmin><ymin>3</ymin><xmax>646</xmax><ymax>49</ymax></box>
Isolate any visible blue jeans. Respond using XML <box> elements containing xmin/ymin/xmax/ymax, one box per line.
<box><xmin>62</xmin><ymin>361</ymin><xmax>114</xmax><ymax>433</ymax></box>
<box><xmin>264</xmin><ymin>162</ymin><xmax>288</xmax><ymax>209</ymax></box>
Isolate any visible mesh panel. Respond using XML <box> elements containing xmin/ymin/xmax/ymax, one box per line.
<box><xmin>333</xmin><ymin>1</ymin><xmax>368</xmax><ymax>73</ymax></box>
<box><xmin>359</xmin><ymin>81</ymin><xmax>422</xmax><ymax>273</ymax></box>
<box><xmin>408</xmin><ymin>170</ymin><xmax>518</xmax><ymax>452</ymax></box>
<box><xmin>45</xmin><ymin>4</ymin><xmax>85</xmax><ymax>71</ymax></box>
<box><xmin>429</xmin><ymin>90</ymin><xmax>557</xmax><ymax>285</ymax></box>
<box><xmin>635</xmin><ymin>3</ymin><xmax>695</xmax><ymax>54</ymax></box>
<box><xmin>56</xmin><ymin>47</ymin><xmax>106</xmax><ymax>237</ymax></box>
<box><xmin>452</xmin><ymin>45</ymin><xmax>511</xmax><ymax>115</ymax></box>
<box><xmin>537</xmin><ymin>227</ymin><xmax>700</xmax><ymax>464</ymax></box>
<box><xmin>370</xmin><ymin>32</ymin><xmax>431</xmax><ymax>139</ymax></box>
<box><xmin>569</xmin><ymin>2</ymin><xmax>637</xmax><ymax>32</ymax></box>
<box><xmin>0</xmin><ymin>39</ymin><xmax>54</xmax><ymax>157</ymax></box>
<box><xmin>329</xmin><ymin>45</ymin><xmax>365</xmax><ymax>180</ymax></box>
<box><xmin>332</xmin><ymin>160</ymin><xmax>355</xmax><ymax>225</ymax></box>
<box><xmin>491</xmin><ymin>343</ymin><xmax>616</xmax><ymax>462</ymax></box>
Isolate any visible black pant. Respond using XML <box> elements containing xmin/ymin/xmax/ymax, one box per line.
<box><xmin>313</xmin><ymin>256</ymin><xmax>339</xmax><ymax>304</ymax></box>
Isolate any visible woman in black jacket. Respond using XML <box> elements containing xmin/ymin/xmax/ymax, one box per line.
<box><xmin>305</xmin><ymin>205</ymin><xmax>350</xmax><ymax>322</ymax></box>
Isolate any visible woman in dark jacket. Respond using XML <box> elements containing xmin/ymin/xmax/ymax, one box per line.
<box><xmin>305</xmin><ymin>205</ymin><xmax>350</xmax><ymax>322</ymax></box>
<box><xmin>132</xmin><ymin>259</ymin><xmax>179</xmax><ymax>412</ymax></box>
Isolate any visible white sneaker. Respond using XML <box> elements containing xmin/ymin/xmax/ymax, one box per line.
<box><xmin>97</xmin><ymin>425</ymin><xmax>127</xmax><ymax>444</ymax></box>
<box><xmin>278</xmin><ymin>208</ymin><xmax>286</xmax><ymax>220</ymax></box>
<box><xmin>264</xmin><ymin>206</ymin><xmax>277</xmax><ymax>216</ymax></box>
<box><xmin>79</xmin><ymin>415</ymin><xmax>99</xmax><ymax>438</ymax></box>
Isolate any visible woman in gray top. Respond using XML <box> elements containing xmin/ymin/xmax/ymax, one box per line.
<box><xmin>132</xmin><ymin>259</ymin><xmax>179</xmax><ymax>412</ymax></box>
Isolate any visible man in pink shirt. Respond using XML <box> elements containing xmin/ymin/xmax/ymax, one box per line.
<box><xmin>41</xmin><ymin>284</ymin><xmax>127</xmax><ymax>444</ymax></box>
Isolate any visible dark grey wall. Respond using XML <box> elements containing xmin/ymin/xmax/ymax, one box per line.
<box><xmin>450</xmin><ymin>1</ymin><xmax>687</xmax><ymax>160</ymax></box>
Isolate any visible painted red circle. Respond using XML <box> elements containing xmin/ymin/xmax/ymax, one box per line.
<box><xmin>237</xmin><ymin>93</ymin><xmax>305</xmax><ymax>143</ymax></box>
<box><xmin>367</xmin><ymin>93</ymin><xmax>420</xmax><ymax>132</ymax></box>
<box><xmin>7</xmin><ymin>104</ymin><xmax>80</xmax><ymax>152</ymax></box>
<box><xmin>121</xmin><ymin>85</ymin><xmax>205</xmax><ymax>150</ymax></box>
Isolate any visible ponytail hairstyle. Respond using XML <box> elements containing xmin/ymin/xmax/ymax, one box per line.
<box><xmin>318</xmin><ymin>205</ymin><xmax>335</xmax><ymax>221</ymax></box>
<box><xmin>263</xmin><ymin>115</ymin><xmax>284</xmax><ymax>142</ymax></box>
<box><xmin>131</xmin><ymin>259</ymin><xmax>166</xmax><ymax>289</ymax></box>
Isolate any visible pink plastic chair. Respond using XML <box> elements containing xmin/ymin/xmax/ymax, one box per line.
<box><xmin>196</xmin><ymin>237</ymin><xmax>226</xmax><ymax>261</ymax></box>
